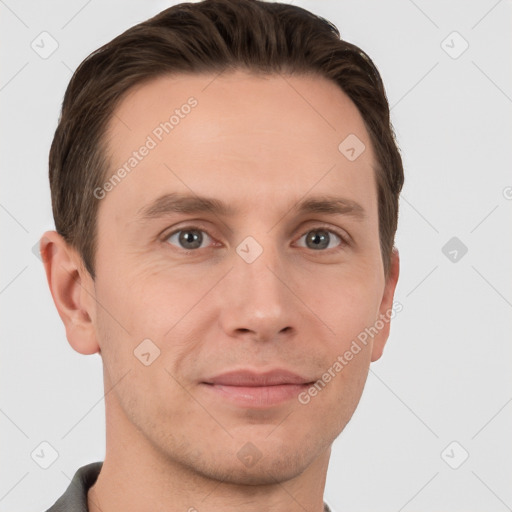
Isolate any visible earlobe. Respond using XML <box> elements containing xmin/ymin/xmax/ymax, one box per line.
<box><xmin>370</xmin><ymin>247</ymin><xmax>400</xmax><ymax>362</ymax></box>
<box><xmin>40</xmin><ymin>230</ymin><xmax>100</xmax><ymax>355</ymax></box>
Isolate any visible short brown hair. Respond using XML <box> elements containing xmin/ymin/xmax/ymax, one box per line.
<box><xmin>49</xmin><ymin>0</ymin><xmax>404</xmax><ymax>279</ymax></box>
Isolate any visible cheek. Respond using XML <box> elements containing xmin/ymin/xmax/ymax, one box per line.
<box><xmin>296</xmin><ymin>341</ymin><xmax>372</xmax><ymax>440</ymax></box>
<box><xmin>300</xmin><ymin>268</ymin><xmax>382</xmax><ymax>403</ymax></box>
<box><xmin>93</xmin><ymin>255</ymin><xmax>196</xmax><ymax>339</ymax></box>
<box><xmin>94</xmin><ymin>292</ymin><xmax>194</xmax><ymax>427</ymax></box>
<box><xmin>306</xmin><ymin>266</ymin><xmax>383</xmax><ymax>343</ymax></box>
<box><xmin>92</xmin><ymin>260</ymin><xmax>213</xmax><ymax>387</ymax></box>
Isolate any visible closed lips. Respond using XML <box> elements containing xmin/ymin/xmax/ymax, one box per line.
<box><xmin>203</xmin><ymin>369</ymin><xmax>314</xmax><ymax>386</ymax></box>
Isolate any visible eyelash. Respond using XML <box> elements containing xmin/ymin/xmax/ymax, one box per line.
<box><xmin>162</xmin><ymin>224</ymin><xmax>350</xmax><ymax>253</ymax></box>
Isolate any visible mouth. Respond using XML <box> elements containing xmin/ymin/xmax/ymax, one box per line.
<box><xmin>200</xmin><ymin>369</ymin><xmax>315</xmax><ymax>408</ymax></box>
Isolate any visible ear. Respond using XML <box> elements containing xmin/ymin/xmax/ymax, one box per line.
<box><xmin>40</xmin><ymin>230</ymin><xmax>100</xmax><ymax>355</ymax></box>
<box><xmin>370</xmin><ymin>247</ymin><xmax>400</xmax><ymax>362</ymax></box>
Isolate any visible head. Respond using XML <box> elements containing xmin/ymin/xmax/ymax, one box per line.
<box><xmin>42</xmin><ymin>0</ymin><xmax>403</xmax><ymax>486</ymax></box>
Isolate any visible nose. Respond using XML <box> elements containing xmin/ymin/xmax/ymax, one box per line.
<box><xmin>216</xmin><ymin>237</ymin><xmax>299</xmax><ymax>343</ymax></box>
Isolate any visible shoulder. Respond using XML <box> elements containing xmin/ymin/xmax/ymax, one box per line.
<box><xmin>43</xmin><ymin>461</ymin><xmax>103</xmax><ymax>512</ymax></box>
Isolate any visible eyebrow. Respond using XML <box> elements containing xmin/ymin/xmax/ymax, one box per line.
<box><xmin>135</xmin><ymin>192</ymin><xmax>366</xmax><ymax>222</ymax></box>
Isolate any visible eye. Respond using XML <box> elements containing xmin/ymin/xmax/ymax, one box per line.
<box><xmin>295</xmin><ymin>227</ymin><xmax>346</xmax><ymax>251</ymax></box>
<box><xmin>163</xmin><ymin>224</ymin><xmax>348</xmax><ymax>253</ymax></box>
<box><xmin>165</xmin><ymin>226</ymin><xmax>213</xmax><ymax>251</ymax></box>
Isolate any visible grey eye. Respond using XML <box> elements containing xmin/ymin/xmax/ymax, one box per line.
<box><xmin>166</xmin><ymin>228</ymin><xmax>211</xmax><ymax>250</ymax></box>
<box><xmin>297</xmin><ymin>229</ymin><xmax>342</xmax><ymax>250</ymax></box>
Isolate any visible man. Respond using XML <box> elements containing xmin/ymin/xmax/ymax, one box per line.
<box><xmin>41</xmin><ymin>0</ymin><xmax>403</xmax><ymax>510</ymax></box>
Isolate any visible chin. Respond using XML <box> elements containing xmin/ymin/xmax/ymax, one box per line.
<box><xmin>175</xmin><ymin>435</ymin><xmax>325</xmax><ymax>487</ymax></box>
<box><xmin>199</xmin><ymin>453</ymin><xmax>311</xmax><ymax>486</ymax></box>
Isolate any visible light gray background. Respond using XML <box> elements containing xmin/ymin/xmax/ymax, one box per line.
<box><xmin>1</xmin><ymin>0</ymin><xmax>511</xmax><ymax>511</ymax></box>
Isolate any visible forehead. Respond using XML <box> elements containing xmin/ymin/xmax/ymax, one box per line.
<box><xmin>101</xmin><ymin>70</ymin><xmax>377</xmax><ymax>222</ymax></box>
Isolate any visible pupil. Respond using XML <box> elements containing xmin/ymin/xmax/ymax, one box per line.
<box><xmin>180</xmin><ymin>230</ymin><xmax>202</xmax><ymax>249</ymax></box>
<box><xmin>307</xmin><ymin>230</ymin><xmax>329</xmax><ymax>250</ymax></box>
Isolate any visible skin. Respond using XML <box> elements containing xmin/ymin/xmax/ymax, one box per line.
<box><xmin>41</xmin><ymin>70</ymin><xmax>399</xmax><ymax>512</ymax></box>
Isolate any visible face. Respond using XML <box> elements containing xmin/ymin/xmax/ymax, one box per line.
<box><xmin>84</xmin><ymin>71</ymin><xmax>398</xmax><ymax>484</ymax></box>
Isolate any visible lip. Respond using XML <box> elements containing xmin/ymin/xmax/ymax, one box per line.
<box><xmin>201</xmin><ymin>369</ymin><xmax>315</xmax><ymax>408</ymax></box>
<box><xmin>205</xmin><ymin>369</ymin><xmax>313</xmax><ymax>386</ymax></box>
